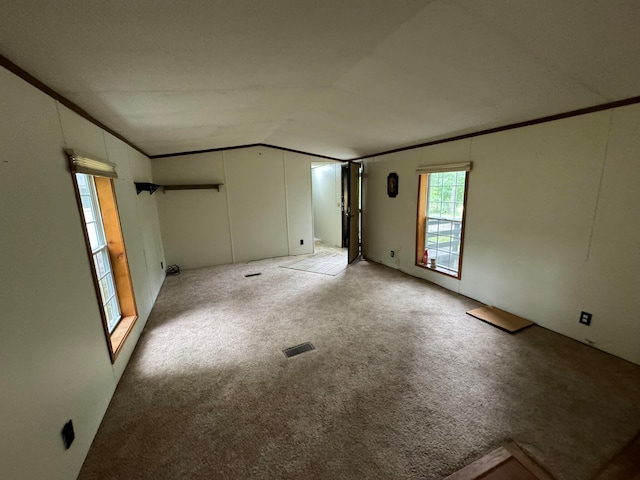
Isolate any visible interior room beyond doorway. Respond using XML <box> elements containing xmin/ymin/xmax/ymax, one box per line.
<box><xmin>311</xmin><ymin>161</ymin><xmax>360</xmax><ymax>263</ymax></box>
<box><xmin>311</xmin><ymin>162</ymin><xmax>343</xmax><ymax>249</ymax></box>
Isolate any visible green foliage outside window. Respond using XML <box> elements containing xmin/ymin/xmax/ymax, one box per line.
<box><xmin>427</xmin><ymin>172</ymin><xmax>466</xmax><ymax>220</ymax></box>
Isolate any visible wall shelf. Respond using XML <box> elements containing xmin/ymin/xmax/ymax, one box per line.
<box><xmin>135</xmin><ymin>182</ymin><xmax>223</xmax><ymax>195</ymax></box>
<box><xmin>135</xmin><ymin>182</ymin><xmax>161</xmax><ymax>195</ymax></box>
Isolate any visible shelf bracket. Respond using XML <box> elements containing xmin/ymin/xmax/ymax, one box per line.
<box><xmin>135</xmin><ymin>182</ymin><xmax>161</xmax><ymax>195</ymax></box>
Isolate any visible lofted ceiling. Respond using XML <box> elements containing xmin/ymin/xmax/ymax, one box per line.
<box><xmin>1</xmin><ymin>0</ymin><xmax>639</xmax><ymax>160</ymax></box>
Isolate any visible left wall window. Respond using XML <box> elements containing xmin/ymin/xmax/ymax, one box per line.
<box><xmin>77</xmin><ymin>173</ymin><xmax>122</xmax><ymax>332</ymax></box>
<box><xmin>67</xmin><ymin>150</ymin><xmax>138</xmax><ymax>362</ymax></box>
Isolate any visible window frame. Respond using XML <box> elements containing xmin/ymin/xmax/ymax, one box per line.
<box><xmin>415</xmin><ymin>170</ymin><xmax>470</xmax><ymax>279</ymax></box>
<box><xmin>70</xmin><ymin>158</ymin><xmax>138</xmax><ymax>363</ymax></box>
<box><xmin>78</xmin><ymin>173</ymin><xmax>123</xmax><ymax>333</ymax></box>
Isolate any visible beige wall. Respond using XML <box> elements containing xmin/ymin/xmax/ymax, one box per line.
<box><xmin>362</xmin><ymin>106</ymin><xmax>640</xmax><ymax>365</ymax></box>
<box><xmin>311</xmin><ymin>163</ymin><xmax>343</xmax><ymax>247</ymax></box>
<box><xmin>285</xmin><ymin>152</ymin><xmax>316</xmax><ymax>256</ymax></box>
<box><xmin>152</xmin><ymin>151</ymin><xmax>234</xmax><ymax>268</ymax></box>
<box><xmin>0</xmin><ymin>67</ymin><xmax>165</xmax><ymax>479</ymax></box>
<box><xmin>152</xmin><ymin>146</ymin><xmax>314</xmax><ymax>269</ymax></box>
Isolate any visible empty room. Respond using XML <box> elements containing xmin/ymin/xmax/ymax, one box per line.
<box><xmin>1</xmin><ymin>1</ymin><xmax>639</xmax><ymax>479</ymax></box>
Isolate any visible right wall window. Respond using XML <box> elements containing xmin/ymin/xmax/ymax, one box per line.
<box><xmin>416</xmin><ymin>165</ymin><xmax>470</xmax><ymax>279</ymax></box>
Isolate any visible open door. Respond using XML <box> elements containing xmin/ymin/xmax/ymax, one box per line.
<box><xmin>347</xmin><ymin>162</ymin><xmax>360</xmax><ymax>263</ymax></box>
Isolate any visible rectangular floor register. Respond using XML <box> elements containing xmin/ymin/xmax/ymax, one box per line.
<box><xmin>467</xmin><ymin>306</ymin><xmax>534</xmax><ymax>333</ymax></box>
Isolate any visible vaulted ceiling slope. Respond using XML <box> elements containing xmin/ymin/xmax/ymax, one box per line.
<box><xmin>1</xmin><ymin>0</ymin><xmax>639</xmax><ymax>160</ymax></box>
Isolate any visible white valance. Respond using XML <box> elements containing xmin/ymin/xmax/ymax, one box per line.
<box><xmin>66</xmin><ymin>149</ymin><xmax>118</xmax><ymax>178</ymax></box>
<box><xmin>416</xmin><ymin>161</ymin><xmax>472</xmax><ymax>175</ymax></box>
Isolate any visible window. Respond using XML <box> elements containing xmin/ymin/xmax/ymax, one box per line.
<box><xmin>416</xmin><ymin>163</ymin><xmax>471</xmax><ymax>279</ymax></box>
<box><xmin>68</xmin><ymin>150</ymin><xmax>138</xmax><ymax>362</ymax></box>
<box><xmin>77</xmin><ymin>173</ymin><xmax>122</xmax><ymax>332</ymax></box>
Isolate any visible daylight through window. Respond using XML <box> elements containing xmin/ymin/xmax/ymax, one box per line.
<box><xmin>68</xmin><ymin>149</ymin><xmax>138</xmax><ymax>363</ymax></box>
<box><xmin>416</xmin><ymin>164</ymin><xmax>470</xmax><ymax>278</ymax></box>
<box><xmin>77</xmin><ymin>173</ymin><xmax>122</xmax><ymax>332</ymax></box>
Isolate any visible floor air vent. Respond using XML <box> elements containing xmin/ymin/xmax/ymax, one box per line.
<box><xmin>283</xmin><ymin>342</ymin><xmax>315</xmax><ymax>358</ymax></box>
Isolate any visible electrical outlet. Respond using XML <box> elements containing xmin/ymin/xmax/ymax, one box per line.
<box><xmin>579</xmin><ymin>311</ymin><xmax>592</xmax><ymax>325</ymax></box>
<box><xmin>300</xmin><ymin>239</ymin><xmax>304</xmax><ymax>245</ymax></box>
<box><xmin>390</xmin><ymin>250</ymin><xmax>395</xmax><ymax>257</ymax></box>
<box><xmin>61</xmin><ymin>420</ymin><xmax>75</xmax><ymax>449</ymax></box>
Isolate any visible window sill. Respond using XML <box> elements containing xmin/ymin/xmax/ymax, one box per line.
<box><xmin>415</xmin><ymin>262</ymin><xmax>460</xmax><ymax>280</ymax></box>
<box><xmin>109</xmin><ymin>315</ymin><xmax>138</xmax><ymax>363</ymax></box>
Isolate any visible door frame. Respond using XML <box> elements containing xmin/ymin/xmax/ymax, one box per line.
<box><xmin>346</xmin><ymin>161</ymin><xmax>361</xmax><ymax>264</ymax></box>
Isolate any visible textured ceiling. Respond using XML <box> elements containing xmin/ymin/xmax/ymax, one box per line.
<box><xmin>1</xmin><ymin>0</ymin><xmax>639</xmax><ymax>159</ymax></box>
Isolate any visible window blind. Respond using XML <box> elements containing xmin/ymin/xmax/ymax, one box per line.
<box><xmin>415</xmin><ymin>162</ymin><xmax>472</xmax><ymax>175</ymax></box>
<box><xmin>66</xmin><ymin>149</ymin><xmax>118</xmax><ymax>178</ymax></box>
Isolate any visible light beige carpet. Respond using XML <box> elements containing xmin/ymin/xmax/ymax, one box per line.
<box><xmin>79</xmin><ymin>258</ymin><xmax>640</xmax><ymax>480</ymax></box>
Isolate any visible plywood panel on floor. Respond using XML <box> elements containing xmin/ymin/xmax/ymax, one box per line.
<box><xmin>445</xmin><ymin>442</ymin><xmax>554</xmax><ymax>480</ymax></box>
<box><xmin>481</xmin><ymin>458</ymin><xmax>539</xmax><ymax>480</ymax></box>
<box><xmin>466</xmin><ymin>306</ymin><xmax>534</xmax><ymax>333</ymax></box>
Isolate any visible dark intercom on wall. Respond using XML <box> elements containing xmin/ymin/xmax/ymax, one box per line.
<box><xmin>62</xmin><ymin>420</ymin><xmax>75</xmax><ymax>449</ymax></box>
<box><xmin>387</xmin><ymin>172</ymin><xmax>398</xmax><ymax>197</ymax></box>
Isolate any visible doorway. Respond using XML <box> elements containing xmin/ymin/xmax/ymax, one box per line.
<box><xmin>342</xmin><ymin>162</ymin><xmax>361</xmax><ymax>264</ymax></box>
<box><xmin>310</xmin><ymin>161</ymin><xmax>360</xmax><ymax>266</ymax></box>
